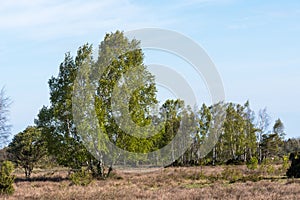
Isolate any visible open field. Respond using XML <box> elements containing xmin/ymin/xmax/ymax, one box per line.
<box><xmin>1</xmin><ymin>166</ymin><xmax>300</xmax><ymax>200</ymax></box>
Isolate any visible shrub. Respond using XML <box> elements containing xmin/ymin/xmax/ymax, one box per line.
<box><xmin>247</xmin><ymin>157</ymin><xmax>258</xmax><ymax>170</ymax></box>
<box><xmin>260</xmin><ymin>164</ymin><xmax>275</xmax><ymax>176</ymax></box>
<box><xmin>109</xmin><ymin>172</ymin><xmax>123</xmax><ymax>180</ymax></box>
<box><xmin>241</xmin><ymin>174</ymin><xmax>262</xmax><ymax>182</ymax></box>
<box><xmin>286</xmin><ymin>155</ymin><xmax>300</xmax><ymax>178</ymax></box>
<box><xmin>260</xmin><ymin>159</ymin><xmax>275</xmax><ymax>176</ymax></box>
<box><xmin>282</xmin><ymin>156</ymin><xmax>290</xmax><ymax>171</ymax></box>
<box><xmin>226</xmin><ymin>159</ymin><xmax>244</xmax><ymax>165</ymax></box>
<box><xmin>0</xmin><ymin>161</ymin><xmax>15</xmax><ymax>195</ymax></box>
<box><xmin>70</xmin><ymin>168</ymin><xmax>93</xmax><ymax>186</ymax></box>
<box><xmin>222</xmin><ymin>167</ymin><xmax>243</xmax><ymax>183</ymax></box>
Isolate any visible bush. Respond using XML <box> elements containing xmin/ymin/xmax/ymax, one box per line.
<box><xmin>241</xmin><ymin>174</ymin><xmax>262</xmax><ymax>182</ymax></box>
<box><xmin>70</xmin><ymin>168</ymin><xmax>93</xmax><ymax>186</ymax></box>
<box><xmin>247</xmin><ymin>157</ymin><xmax>258</xmax><ymax>170</ymax></box>
<box><xmin>282</xmin><ymin>156</ymin><xmax>290</xmax><ymax>171</ymax></box>
<box><xmin>222</xmin><ymin>167</ymin><xmax>243</xmax><ymax>183</ymax></box>
<box><xmin>226</xmin><ymin>159</ymin><xmax>244</xmax><ymax>165</ymax></box>
<box><xmin>287</xmin><ymin>155</ymin><xmax>300</xmax><ymax>178</ymax></box>
<box><xmin>0</xmin><ymin>161</ymin><xmax>15</xmax><ymax>195</ymax></box>
<box><xmin>260</xmin><ymin>159</ymin><xmax>275</xmax><ymax>176</ymax></box>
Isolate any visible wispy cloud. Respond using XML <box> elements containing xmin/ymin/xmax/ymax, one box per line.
<box><xmin>227</xmin><ymin>16</ymin><xmax>266</xmax><ymax>30</ymax></box>
<box><xmin>0</xmin><ymin>0</ymin><xmax>175</xmax><ymax>40</ymax></box>
<box><xmin>171</xmin><ymin>0</ymin><xmax>234</xmax><ymax>7</ymax></box>
<box><xmin>0</xmin><ymin>1</ymin><xmax>116</xmax><ymax>28</ymax></box>
<box><xmin>227</xmin><ymin>7</ymin><xmax>300</xmax><ymax>30</ymax></box>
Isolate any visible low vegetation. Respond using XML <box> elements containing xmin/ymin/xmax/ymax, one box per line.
<box><xmin>69</xmin><ymin>168</ymin><xmax>93</xmax><ymax>186</ymax></box>
<box><xmin>0</xmin><ymin>161</ymin><xmax>15</xmax><ymax>195</ymax></box>
<box><xmin>0</xmin><ymin>165</ymin><xmax>299</xmax><ymax>199</ymax></box>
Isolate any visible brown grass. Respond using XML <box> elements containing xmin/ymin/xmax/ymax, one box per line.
<box><xmin>1</xmin><ymin>166</ymin><xmax>300</xmax><ymax>200</ymax></box>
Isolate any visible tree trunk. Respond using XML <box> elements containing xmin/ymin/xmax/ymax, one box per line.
<box><xmin>106</xmin><ymin>165</ymin><xmax>113</xmax><ymax>178</ymax></box>
<box><xmin>212</xmin><ymin>147</ymin><xmax>216</xmax><ymax>166</ymax></box>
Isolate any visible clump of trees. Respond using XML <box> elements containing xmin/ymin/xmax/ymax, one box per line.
<box><xmin>32</xmin><ymin>30</ymin><xmax>291</xmax><ymax>173</ymax></box>
<box><xmin>175</xmin><ymin>103</ymin><xmax>287</xmax><ymax>166</ymax></box>
<box><xmin>8</xmin><ymin>126</ymin><xmax>46</xmax><ymax>179</ymax></box>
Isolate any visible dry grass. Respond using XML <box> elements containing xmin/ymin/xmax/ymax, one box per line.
<box><xmin>1</xmin><ymin>166</ymin><xmax>300</xmax><ymax>200</ymax></box>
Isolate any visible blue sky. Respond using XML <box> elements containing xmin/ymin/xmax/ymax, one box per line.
<box><xmin>0</xmin><ymin>0</ymin><xmax>299</xmax><ymax>139</ymax></box>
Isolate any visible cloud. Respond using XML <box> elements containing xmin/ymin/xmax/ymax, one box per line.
<box><xmin>0</xmin><ymin>0</ymin><xmax>174</xmax><ymax>40</ymax></box>
<box><xmin>227</xmin><ymin>7</ymin><xmax>300</xmax><ymax>30</ymax></box>
<box><xmin>173</xmin><ymin>0</ymin><xmax>234</xmax><ymax>7</ymax></box>
<box><xmin>0</xmin><ymin>0</ymin><xmax>238</xmax><ymax>40</ymax></box>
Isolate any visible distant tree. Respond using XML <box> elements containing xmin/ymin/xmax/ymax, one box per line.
<box><xmin>256</xmin><ymin>108</ymin><xmax>270</xmax><ymax>163</ymax></box>
<box><xmin>283</xmin><ymin>138</ymin><xmax>300</xmax><ymax>155</ymax></box>
<box><xmin>0</xmin><ymin>88</ymin><xmax>11</xmax><ymax>148</ymax></box>
<box><xmin>261</xmin><ymin>133</ymin><xmax>283</xmax><ymax>160</ymax></box>
<box><xmin>207</xmin><ymin>102</ymin><xmax>226</xmax><ymax>165</ymax></box>
<box><xmin>194</xmin><ymin>104</ymin><xmax>212</xmax><ymax>164</ymax></box>
<box><xmin>223</xmin><ymin>103</ymin><xmax>246</xmax><ymax>161</ymax></box>
<box><xmin>243</xmin><ymin>101</ymin><xmax>258</xmax><ymax>161</ymax></box>
<box><xmin>159</xmin><ymin>99</ymin><xmax>184</xmax><ymax>164</ymax></box>
<box><xmin>8</xmin><ymin>126</ymin><xmax>46</xmax><ymax>178</ymax></box>
<box><xmin>273</xmin><ymin>118</ymin><xmax>285</xmax><ymax>140</ymax></box>
<box><xmin>213</xmin><ymin>102</ymin><xmax>258</xmax><ymax>164</ymax></box>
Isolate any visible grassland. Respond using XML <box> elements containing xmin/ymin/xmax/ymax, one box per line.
<box><xmin>1</xmin><ymin>165</ymin><xmax>300</xmax><ymax>200</ymax></box>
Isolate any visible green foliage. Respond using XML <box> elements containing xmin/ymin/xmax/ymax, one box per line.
<box><xmin>259</xmin><ymin>119</ymin><xmax>285</xmax><ymax>161</ymax></box>
<box><xmin>273</xmin><ymin>118</ymin><xmax>285</xmax><ymax>139</ymax></box>
<box><xmin>35</xmin><ymin>46</ymin><xmax>100</xmax><ymax>172</ymax></box>
<box><xmin>157</xmin><ymin>100</ymin><xmax>184</xmax><ymax>148</ymax></box>
<box><xmin>36</xmin><ymin>31</ymin><xmax>160</xmax><ymax>174</ymax></box>
<box><xmin>283</xmin><ymin>139</ymin><xmax>300</xmax><ymax>155</ymax></box>
<box><xmin>221</xmin><ymin>167</ymin><xmax>243</xmax><ymax>183</ymax></box>
<box><xmin>70</xmin><ymin>168</ymin><xmax>93</xmax><ymax>186</ymax></box>
<box><xmin>34</xmin><ymin>29</ymin><xmax>286</xmax><ymax>171</ymax></box>
<box><xmin>219</xmin><ymin>102</ymin><xmax>258</xmax><ymax>163</ymax></box>
<box><xmin>192</xmin><ymin>104</ymin><xmax>212</xmax><ymax>162</ymax></box>
<box><xmin>8</xmin><ymin>126</ymin><xmax>46</xmax><ymax>178</ymax></box>
<box><xmin>266</xmin><ymin>165</ymin><xmax>275</xmax><ymax>175</ymax></box>
<box><xmin>247</xmin><ymin>157</ymin><xmax>258</xmax><ymax>170</ymax></box>
<box><xmin>36</xmin><ymin>155</ymin><xmax>59</xmax><ymax>169</ymax></box>
<box><xmin>260</xmin><ymin>159</ymin><xmax>275</xmax><ymax>175</ymax></box>
<box><xmin>282</xmin><ymin>155</ymin><xmax>290</xmax><ymax>171</ymax></box>
<box><xmin>261</xmin><ymin>133</ymin><xmax>283</xmax><ymax>159</ymax></box>
<box><xmin>93</xmin><ymin>31</ymin><xmax>160</xmax><ymax>161</ymax></box>
<box><xmin>240</xmin><ymin>173</ymin><xmax>262</xmax><ymax>182</ymax></box>
<box><xmin>0</xmin><ymin>161</ymin><xmax>15</xmax><ymax>195</ymax></box>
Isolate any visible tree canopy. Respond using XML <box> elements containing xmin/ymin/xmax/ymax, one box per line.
<box><xmin>8</xmin><ymin>126</ymin><xmax>46</xmax><ymax>178</ymax></box>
